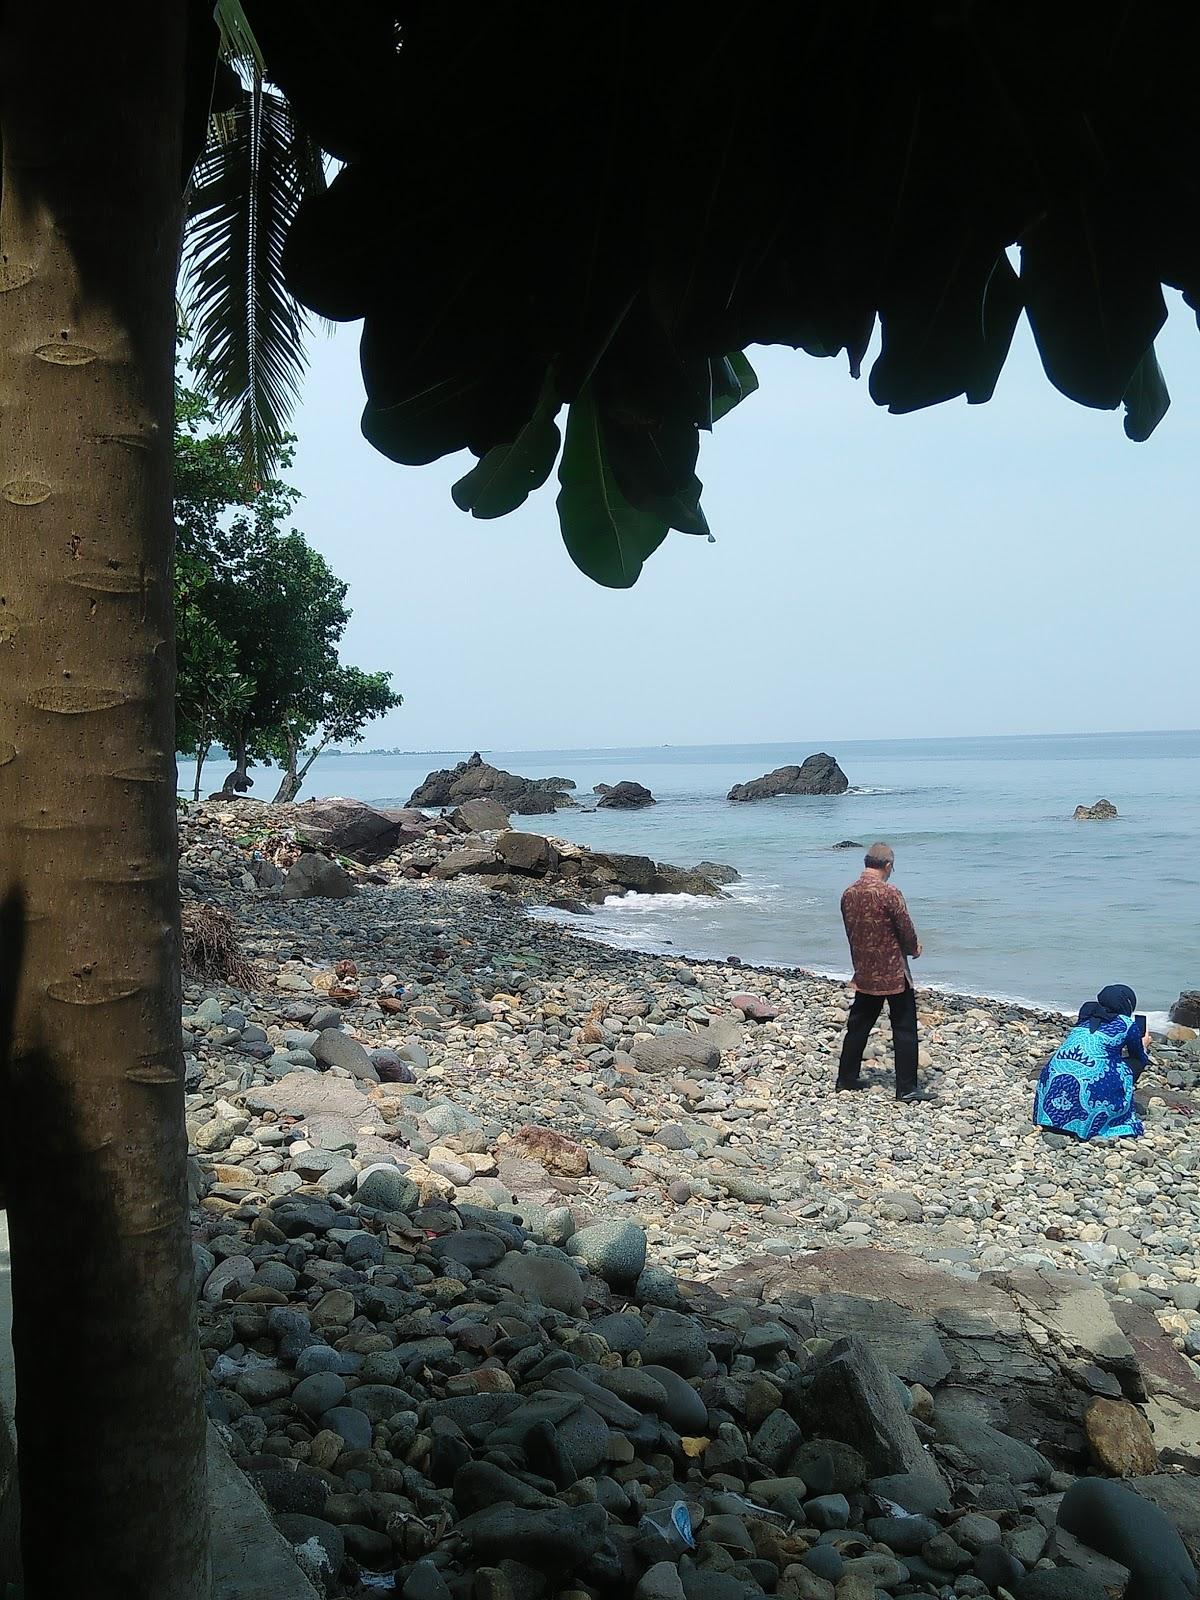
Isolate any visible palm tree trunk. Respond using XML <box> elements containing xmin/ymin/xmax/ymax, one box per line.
<box><xmin>0</xmin><ymin>6</ymin><xmax>210</xmax><ymax>1598</ymax></box>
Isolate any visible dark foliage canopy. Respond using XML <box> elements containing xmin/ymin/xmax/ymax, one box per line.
<box><xmin>243</xmin><ymin>1</ymin><xmax>1200</xmax><ymax>585</ymax></box>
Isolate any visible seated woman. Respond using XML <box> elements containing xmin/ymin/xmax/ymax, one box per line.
<box><xmin>1034</xmin><ymin>984</ymin><xmax>1149</xmax><ymax>1140</ymax></box>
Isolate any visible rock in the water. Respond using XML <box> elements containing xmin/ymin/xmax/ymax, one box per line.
<box><xmin>569</xmin><ymin>1219</ymin><xmax>647</xmax><ymax>1288</ymax></box>
<box><xmin>410</xmin><ymin>752</ymin><xmax>576</xmax><ymax>814</ymax></box>
<box><xmin>1073</xmin><ymin>798</ymin><xmax>1118</xmax><ymax>820</ymax></box>
<box><xmin>1058</xmin><ymin>1477</ymin><xmax>1199</xmax><ymax>1600</ymax></box>
<box><xmin>597</xmin><ymin>781</ymin><xmax>656</xmax><ymax>809</ymax></box>
<box><xmin>1085</xmin><ymin>1396</ymin><xmax>1158</xmax><ymax>1476</ymax></box>
<box><xmin>727</xmin><ymin>753</ymin><xmax>849</xmax><ymax>801</ymax></box>
<box><xmin>692</xmin><ymin>860</ymin><xmax>740</xmax><ymax>884</ymax></box>
<box><xmin>280</xmin><ymin>853</ymin><xmax>357</xmax><ymax>900</ymax></box>
<box><xmin>1169</xmin><ymin>990</ymin><xmax>1200</xmax><ymax>1028</ymax></box>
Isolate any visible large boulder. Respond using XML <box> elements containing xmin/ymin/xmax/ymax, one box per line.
<box><xmin>496</xmin><ymin>831</ymin><xmax>559</xmax><ymax>876</ymax></box>
<box><xmin>1058</xmin><ymin>1478</ymin><xmax>1198</xmax><ymax>1600</ymax></box>
<box><xmin>597</xmin><ymin>780</ymin><xmax>656</xmax><ymax>809</ymax></box>
<box><xmin>802</xmin><ymin>1336</ymin><xmax>947</xmax><ymax>1488</ymax></box>
<box><xmin>728</xmin><ymin>752</ymin><xmax>849</xmax><ymax>801</ymax></box>
<box><xmin>410</xmin><ymin>751</ymin><xmax>576</xmax><ymax>813</ymax></box>
<box><xmin>286</xmin><ymin>796</ymin><xmax>431</xmax><ymax>863</ymax></box>
<box><xmin>1169</xmin><ymin>991</ymin><xmax>1200</xmax><ymax>1028</ymax></box>
<box><xmin>430</xmin><ymin>847</ymin><xmax>499</xmax><ymax>879</ymax></box>
<box><xmin>450</xmin><ymin>797</ymin><xmax>511</xmax><ymax>832</ymax></box>
<box><xmin>586</xmin><ymin>851</ymin><xmax>658</xmax><ymax>892</ymax></box>
<box><xmin>1074</xmin><ymin>798</ymin><xmax>1118</xmax><ymax>820</ymax></box>
<box><xmin>652</xmin><ymin>863</ymin><xmax>721</xmax><ymax>896</ymax></box>
<box><xmin>279</xmin><ymin>853</ymin><xmax>356</xmax><ymax>900</ymax></box>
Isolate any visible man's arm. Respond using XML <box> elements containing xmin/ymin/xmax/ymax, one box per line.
<box><xmin>891</xmin><ymin>891</ymin><xmax>920</xmax><ymax>958</ymax></box>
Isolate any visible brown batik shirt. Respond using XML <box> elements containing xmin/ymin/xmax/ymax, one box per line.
<box><xmin>840</xmin><ymin>872</ymin><xmax>919</xmax><ymax>995</ymax></box>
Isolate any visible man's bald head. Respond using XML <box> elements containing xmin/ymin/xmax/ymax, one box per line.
<box><xmin>864</xmin><ymin>843</ymin><xmax>894</xmax><ymax>871</ymax></box>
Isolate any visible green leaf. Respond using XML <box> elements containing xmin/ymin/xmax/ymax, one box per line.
<box><xmin>451</xmin><ymin>379</ymin><xmax>562</xmax><ymax>518</ymax></box>
<box><xmin>603</xmin><ymin>413</ymin><xmax>709</xmax><ymax>536</ymax></box>
<box><xmin>1020</xmin><ymin>195</ymin><xmax>1167</xmax><ymax>410</ymax></box>
<box><xmin>1121</xmin><ymin>347</ymin><xmax>1170</xmax><ymax>442</ymax></box>
<box><xmin>556</xmin><ymin>386</ymin><xmax>669</xmax><ymax>588</ymax></box>
<box><xmin>710</xmin><ymin>352</ymin><xmax>759</xmax><ymax>422</ymax></box>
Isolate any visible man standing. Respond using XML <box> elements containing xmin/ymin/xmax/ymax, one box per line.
<box><xmin>837</xmin><ymin>842</ymin><xmax>932</xmax><ymax>1103</ymax></box>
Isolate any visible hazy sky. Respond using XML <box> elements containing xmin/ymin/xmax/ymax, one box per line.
<box><xmin>287</xmin><ymin>295</ymin><xmax>1200</xmax><ymax>751</ymax></box>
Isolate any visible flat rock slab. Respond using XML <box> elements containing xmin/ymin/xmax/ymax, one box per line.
<box><xmin>1112</xmin><ymin>1299</ymin><xmax>1200</xmax><ymax>1412</ymax></box>
<box><xmin>990</xmin><ymin>1267</ymin><xmax>1142</xmax><ymax>1394</ymax></box>
<box><xmin>723</xmin><ymin>1247</ymin><xmax>1025</xmax><ymax>1335</ymax></box>
<box><xmin>241</xmin><ymin>1075</ymin><xmax>385</xmax><ymax>1132</ymax></box>
<box><xmin>798</xmin><ymin>1291</ymin><xmax>951</xmax><ymax>1388</ymax></box>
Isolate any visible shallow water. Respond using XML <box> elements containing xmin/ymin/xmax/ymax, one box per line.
<box><xmin>227</xmin><ymin>730</ymin><xmax>1200</xmax><ymax>1018</ymax></box>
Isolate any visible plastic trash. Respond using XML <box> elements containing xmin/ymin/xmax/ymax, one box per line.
<box><xmin>639</xmin><ymin>1501</ymin><xmax>695</xmax><ymax>1550</ymax></box>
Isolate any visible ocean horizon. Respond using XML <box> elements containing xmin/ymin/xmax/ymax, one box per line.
<box><xmin>192</xmin><ymin>729</ymin><xmax>1200</xmax><ymax>1021</ymax></box>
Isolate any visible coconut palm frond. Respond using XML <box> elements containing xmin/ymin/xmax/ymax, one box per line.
<box><xmin>214</xmin><ymin>0</ymin><xmax>264</xmax><ymax>74</ymax></box>
<box><xmin>182</xmin><ymin>78</ymin><xmax>326</xmax><ymax>478</ymax></box>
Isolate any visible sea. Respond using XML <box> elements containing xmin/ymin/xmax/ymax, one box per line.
<box><xmin>220</xmin><ymin>731</ymin><xmax>1200</xmax><ymax>1024</ymax></box>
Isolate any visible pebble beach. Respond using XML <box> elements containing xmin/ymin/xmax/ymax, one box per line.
<box><xmin>181</xmin><ymin>800</ymin><xmax>1200</xmax><ymax>1600</ymax></box>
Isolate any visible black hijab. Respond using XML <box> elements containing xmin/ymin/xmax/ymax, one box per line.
<box><xmin>1078</xmin><ymin>984</ymin><xmax>1137</xmax><ymax>1031</ymax></box>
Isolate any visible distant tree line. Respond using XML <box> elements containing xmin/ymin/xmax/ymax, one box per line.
<box><xmin>174</xmin><ymin>370</ymin><xmax>400</xmax><ymax>802</ymax></box>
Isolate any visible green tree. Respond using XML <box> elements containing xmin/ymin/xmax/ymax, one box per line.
<box><xmin>268</xmin><ymin>664</ymin><xmax>401</xmax><ymax>802</ymax></box>
<box><xmin>205</xmin><ymin>527</ymin><xmax>348</xmax><ymax>793</ymax></box>
<box><xmin>175</xmin><ymin>552</ymin><xmax>253</xmax><ymax>800</ymax></box>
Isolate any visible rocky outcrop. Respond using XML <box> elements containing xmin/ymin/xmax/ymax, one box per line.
<box><xmin>833</xmin><ymin>839</ymin><xmax>864</xmax><ymax>850</ymax></box>
<box><xmin>1170</xmin><ymin>992</ymin><xmax>1200</xmax><ymax>1028</ymax></box>
<box><xmin>1075</xmin><ymin>798</ymin><xmax>1119</xmax><ymax>820</ymax></box>
<box><xmin>728</xmin><ymin>751</ymin><xmax>849</xmax><ymax>801</ymax></box>
<box><xmin>596</xmin><ymin>780</ymin><xmax>655</xmax><ymax>809</ymax></box>
<box><xmin>284</xmin><ymin>796</ymin><xmax>433</xmax><ymax>863</ymax></box>
<box><xmin>410</xmin><ymin>751</ymin><xmax>577</xmax><ymax>815</ymax></box>
<box><xmin>693</xmin><ymin>860</ymin><xmax>740</xmax><ymax>884</ymax></box>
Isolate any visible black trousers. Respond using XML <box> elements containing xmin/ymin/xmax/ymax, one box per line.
<box><xmin>837</xmin><ymin>985</ymin><xmax>919</xmax><ymax>1097</ymax></box>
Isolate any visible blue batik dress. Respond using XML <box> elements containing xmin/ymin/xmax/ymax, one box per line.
<box><xmin>1033</xmin><ymin>1012</ymin><xmax>1147</xmax><ymax>1140</ymax></box>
